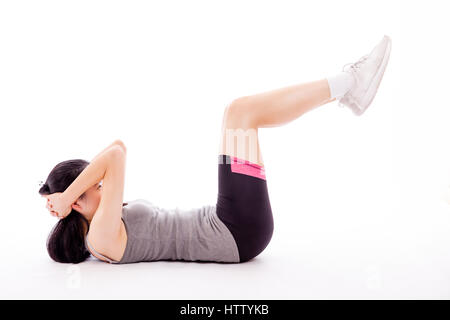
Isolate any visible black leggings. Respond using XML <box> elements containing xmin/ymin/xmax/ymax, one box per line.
<box><xmin>216</xmin><ymin>154</ymin><xmax>274</xmax><ymax>262</ymax></box>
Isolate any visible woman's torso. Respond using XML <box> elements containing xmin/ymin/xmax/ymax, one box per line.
<box><xmin>86</xmin><ymin>199</ymin><xmax>240</xmax><ymax>264</ymax></box>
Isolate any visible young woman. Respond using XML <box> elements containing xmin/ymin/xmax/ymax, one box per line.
<box><xmin>40</xmin><ymin>35</ymin><xmax>392</xmax><ymax>264</ymax></box>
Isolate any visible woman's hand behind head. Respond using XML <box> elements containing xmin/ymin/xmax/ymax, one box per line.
<box><xmin>42</xmin><ymin>192</ymin><xmax>72</xmax><ymax>219</ymax></box>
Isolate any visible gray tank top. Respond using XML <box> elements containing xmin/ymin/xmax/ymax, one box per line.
<box><xmin>85</xmin><ymin>199</ymin><xmax>240</xmax><ymax>264</ymax></box>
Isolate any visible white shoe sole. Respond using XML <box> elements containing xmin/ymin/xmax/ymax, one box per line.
<box><xmin>354</xmin><ymin>36</ymin><xmax>392</xmax><ymax>116</ymax></box>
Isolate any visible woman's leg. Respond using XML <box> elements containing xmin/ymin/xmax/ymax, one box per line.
<box><xmin>219</xmin><ymin>78</ymin><xmax>335</xmax><ymax>166</ymax></box>
<box><xmin>216</xmin><ymin>36</ymin><xmax>391</xmax><ymax>262</ymax></box>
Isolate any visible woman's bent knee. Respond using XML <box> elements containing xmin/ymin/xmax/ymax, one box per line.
<box><xmin>224</xmin><ymin>97</ymin><xmax>256</xmax><ymax>129</ymax></box>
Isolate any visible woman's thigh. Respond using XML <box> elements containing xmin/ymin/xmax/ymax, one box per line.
<box><xmin>216</xmin><ymin>154</ymin><xmax>274</xmax><ymax>263</ymax></box>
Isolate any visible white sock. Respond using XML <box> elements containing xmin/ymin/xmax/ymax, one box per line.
<box><xmin>326</xmin><ymin>72</ymin><xmax>355</xmax><ymax>99</ymax></box>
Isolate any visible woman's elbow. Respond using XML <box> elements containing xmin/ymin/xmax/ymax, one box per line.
<box><xmin>113</xmin><ymin>139</ymin><xmax>127</xmax><ymax>153</ymax></box>
<box><xmin>108</xmin><ymin>145</ymin><xmax>126</xmax><ymax>163</ymax></box>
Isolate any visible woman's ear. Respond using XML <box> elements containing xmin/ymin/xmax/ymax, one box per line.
<box><xmin>71</xmin><ymin>200</ymin><xmax>83</xmax><ymax>212</ymax></box>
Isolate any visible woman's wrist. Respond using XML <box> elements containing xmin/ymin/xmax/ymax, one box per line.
<box><xmin>61</xmin><ymin>188</ymin><xmax>76</xmax><ymax>208</ymax></box>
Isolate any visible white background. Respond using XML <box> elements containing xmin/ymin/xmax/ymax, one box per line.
<box><xmin>1</xmin><ymin>0</ymin><xmax>449</xmax><ymax>299</ymax></box>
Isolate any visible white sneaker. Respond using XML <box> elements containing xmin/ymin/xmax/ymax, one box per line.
<box><xmin>338</xmin><ymin>35</ymin><xmax>392</xmax><ymax>116</ymax></box>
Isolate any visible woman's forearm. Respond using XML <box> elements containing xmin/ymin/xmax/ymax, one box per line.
<box><xmin>61</xmin><ymin>140</ymin><xmax>124</xmax><ymax>205</ymax></box>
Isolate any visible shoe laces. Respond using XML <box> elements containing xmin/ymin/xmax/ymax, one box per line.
<box><xmin>342</xmin><ymin>54</ymin><xmax>370</xmax><ymax>73</ymax></box>
<box><xmin>337</xmin><ymin>54</ymin><xmax>369</xmax><ymax>109</ymax></box>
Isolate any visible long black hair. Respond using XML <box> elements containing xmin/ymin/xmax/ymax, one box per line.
<box><xmin>39</xmin><ymin>159</ymin><xmax>91</xmax><ymax>263</ymax></box>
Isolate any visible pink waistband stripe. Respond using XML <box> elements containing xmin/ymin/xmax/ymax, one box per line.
<box><xmin>229</xmin><ymin>156</ymin><xmax>266</xmax><ymax>180</ymax></box>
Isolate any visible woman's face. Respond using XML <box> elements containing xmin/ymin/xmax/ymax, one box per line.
<box><xmin>73</xmin><ymin>181</ymin><xmax>102</xmax><ymax>222</ymax></box>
